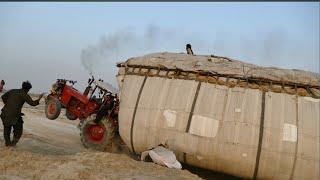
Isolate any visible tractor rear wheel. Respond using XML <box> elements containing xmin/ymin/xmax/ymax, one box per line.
<box><xmin>80</xmin><ymin>115</ymin><xmax>115</xmax><ymax>151</ymax></box>
<box><xmin>66</xmin><ymin>109</ymin><xmax>77</xmax><ymax>120</ymax></box>
<box><xmin>45</xmin><ymin>99</ymin><xmax>61</xmax><ymax>120</ymax></box>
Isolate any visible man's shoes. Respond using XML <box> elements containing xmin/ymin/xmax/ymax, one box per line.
<box><xmin>10</xmin><ymin>139</ymin><xmax>18</xmax><ymax>147</ymax></box>
<box><xmin>5</xmin><ymin>142</ymin><xmax>16</xmax><ymax>147</ymax></box>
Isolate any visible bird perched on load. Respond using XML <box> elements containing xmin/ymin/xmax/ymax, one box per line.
<box><xmin>186</xmin><ymin>44</ymin><xmax>194</xmax><ymax>55</ymax></box>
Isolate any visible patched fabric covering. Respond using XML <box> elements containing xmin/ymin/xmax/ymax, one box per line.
<box><xmin>118</xmin><ymin>52</ymin><xmax>320</xmax><ymax>87</ymax></box>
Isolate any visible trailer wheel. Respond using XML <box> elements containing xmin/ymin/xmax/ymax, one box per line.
<box><xmin>80</xmin><ymin>115</ymin><xmax>115</xmax><ymax>151</ymax></box>
<box><xmin>45</xmin><ymin>99</ymin><xmax>61</xmax><ymax>120</ymax></box>
<box><xmin>66</xmin><ymin>109</ymin><xmax>77</xmax><ymax>120</ymax></box>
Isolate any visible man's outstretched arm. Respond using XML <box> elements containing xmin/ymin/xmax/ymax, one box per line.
<box><xmin>23</xmin><ymin>92</ymin><xmax>43</xmax><ymax>106</ymax></box>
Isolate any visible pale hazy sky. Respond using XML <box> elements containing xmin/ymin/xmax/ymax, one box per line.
<box><xmin>0</xmin><ymin>2</ymin><xmax>319</xmax><ymax>93</ymax></box>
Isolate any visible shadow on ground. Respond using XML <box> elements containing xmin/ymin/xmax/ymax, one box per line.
<box><xmin>182</xmin><ymin>163</ymin><xmax>243</xmax><ymax>180</ymax></box>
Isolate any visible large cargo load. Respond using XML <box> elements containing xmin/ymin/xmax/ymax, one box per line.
<box><xmin>116</xmin><ymin>52</ymin><xmax>319</xmax><ymax>179</ymax></box>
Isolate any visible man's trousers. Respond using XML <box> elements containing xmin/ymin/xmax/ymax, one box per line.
<box><xmin>3</xmin><ymin>121</ymin><xmax>23</xmax><ymax>146</ymax></box>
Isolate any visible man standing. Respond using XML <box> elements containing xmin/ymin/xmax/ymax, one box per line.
<box><xmin>186</xmin><ymin>44</ymin><xmax>194</xmax><ymax>55</ymax></box>
<box><xmin>0</xmin><ymin>81</ymin><xmax>43</xmax><ymax>146</ymax></box>
<box><xmin>0</xmin><ymin>80</ymin><xmax>5</xmax><ymax>93</ymax></box>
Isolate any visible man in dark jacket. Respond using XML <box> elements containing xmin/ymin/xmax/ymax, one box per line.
<box><xmin>0</xmin><ymin>81</ymin><xmax>43</xmax><ymax>146</ymax></box>
<box><xmin>186</xmin><ymin>44</ymin><xmax>194</xmax><ymax>55</ymax></box>
<box><xmin>0</xmin><ymin>80</ymin><xmax>5</xmax><ymax>93</ymax></box>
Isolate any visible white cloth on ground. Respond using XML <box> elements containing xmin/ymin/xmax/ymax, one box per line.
<box><xmin>141</xmin><ymin>146</ymin><xmax>182</xmax><ymax>169</ymax></box>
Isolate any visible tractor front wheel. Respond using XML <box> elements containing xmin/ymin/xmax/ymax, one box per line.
<box><xmin>80</xmin><ymin>115</ymin><xmax>115</xmax><ymax>151</ymax></box>
<box><xmin>45</xmin><ymin>99</ymin><xmax>62</xmax><ymax>120</ymax></box>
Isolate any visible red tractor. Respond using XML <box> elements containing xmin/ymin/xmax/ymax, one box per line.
<box><xmin>45</xmin><ymin>77</ymin><xmax>119</xmax><ymax>151</ymax></box>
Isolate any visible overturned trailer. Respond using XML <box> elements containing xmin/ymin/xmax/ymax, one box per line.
<box><xmin>116</xmin><ymin>52</ymin><xmax>319</xmax><ymax>179</ymax></box>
